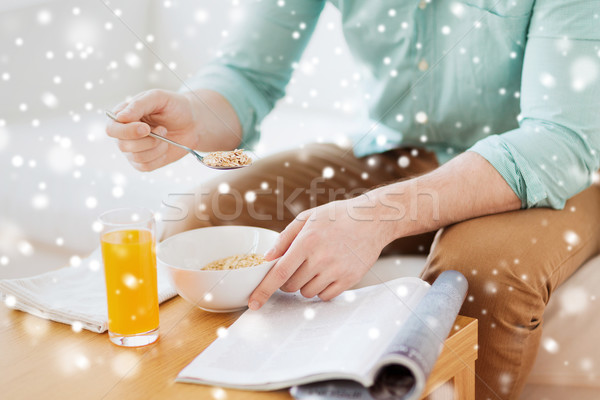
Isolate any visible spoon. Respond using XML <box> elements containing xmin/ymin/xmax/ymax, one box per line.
<box><xmin>105</xmin><ymin>110</ymin><xmax>249</xmax><ymax>170</ymax></box>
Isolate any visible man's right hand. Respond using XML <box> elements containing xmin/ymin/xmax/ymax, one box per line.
<box><xmin>106</xmin><ymin>89</ymin><xmax>243</xmax><ymax>172</ymax></box>
<box><xmin>106</xmin><ymin>89</ymin><xmax>201</xmax><ymax>171</ymax></box>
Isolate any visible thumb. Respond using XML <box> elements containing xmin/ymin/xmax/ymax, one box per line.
<box><xmin>264</xmin><ymin>212</ymin><xmax>309</xmax><ymax>260</ymax></box>
<box><xmin>116</xmin><ymin>90</ymin><xmax>166</xmax><ymax>123</ymax></box>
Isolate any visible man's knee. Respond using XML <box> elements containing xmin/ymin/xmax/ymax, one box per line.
<box><xmin>421</xmin><ymin>222</ymin><xmax>546</xmax><ymax>329</ymax></box>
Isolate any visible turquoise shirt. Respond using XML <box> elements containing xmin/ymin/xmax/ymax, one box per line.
<box><xmin>186</xmin><ymin>0</ymin><xmax>600</xmax><ymax>209</ymax></box>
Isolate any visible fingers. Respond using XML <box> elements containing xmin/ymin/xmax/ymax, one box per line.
<box><xmin>280</xmin><ymin>260</ymin><xmax>313</xmax><ymax>292</ymax></box>
<box><xmin>116</xmin><ymin>89</ymin><xmax>166</xmax><ymax>123</ymax></box>
<box><xmin>264</xmin><ymin>211</ymin><xmax>309</xmax><ymax>260</ymax></box>
<box><xmin>130</xmin><ymin>153</ymin><xmax>168</xmax><ymax>172</ymax></box>
<box><xmin>107</xmin><ymin>120</ymin><xmax>150</xmax><ymax>140</ymax></box>
<box><xmin>117</xmin><ymin>136</ymin><xmax>161</xmax><ymax>153</ymax></box>
<box><xmin>248</xmin><ymin>239</ymin><xmax>307</xmax><ymax>310</ymax></box>
<box><xmin>317</xmin><ymin>281</ymin><xmax>346</xmax><ymax>301</ymax></box>
<box><xmin>299</xmin><ymin>274</ymin><xmax>334</xmax><ymax>299</ymax></box>
<box><xmin>125</xmin><ymin>141</ymin><xmax>168</xmax><ymax>164</ymax></box>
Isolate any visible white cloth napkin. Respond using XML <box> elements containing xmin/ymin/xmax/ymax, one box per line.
<box><xmin>0</xmin><ymin>247</ymin><xmax>178</xmax><ymax>333</ymax></box>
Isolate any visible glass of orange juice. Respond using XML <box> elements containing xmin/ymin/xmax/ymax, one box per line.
<box><xmin>99</xmin><ymin>208</ymin><xmax>159</xmax><ymax>347</ymax></box>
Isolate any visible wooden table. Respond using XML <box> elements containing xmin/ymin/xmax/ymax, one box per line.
<box><xmin>0</xmin><ymin>296</ymin><xmax>477</xmax><ymax>400</ymax></box>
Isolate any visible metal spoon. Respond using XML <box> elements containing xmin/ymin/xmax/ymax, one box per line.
<box><xmin>105</xmin><ymin>110</ymin><xmax>249</xmax><ymax>170</ymax></box>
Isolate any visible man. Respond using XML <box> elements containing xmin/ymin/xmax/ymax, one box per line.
<box><xmin>106</xmin><ymin>1</ymin><xmax>600</xmax><ymax>398</ymax></box>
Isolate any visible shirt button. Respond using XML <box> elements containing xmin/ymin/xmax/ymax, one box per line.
<box><xmin>418</xmin><ymin>0</ymin><xmax>427</xmax><ymax>9</ymax></box>
<box><xmin>418</xmin><ymin>59</ymin><xmax>429</xmax><ymax>71</ymax></box>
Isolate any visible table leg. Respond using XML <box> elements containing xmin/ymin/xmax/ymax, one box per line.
<box><xmin>453</xmin><ymin>361</ymin><xmax>475</xmax><ymax>400</ymax></box>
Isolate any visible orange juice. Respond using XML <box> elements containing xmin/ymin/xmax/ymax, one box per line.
<box><xmin>101</xmin><ymin>229</ymin><xmax>159</xmax><ymax>335</ymax></box>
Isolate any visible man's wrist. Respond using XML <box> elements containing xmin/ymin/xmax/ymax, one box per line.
<box><xmin>368</xmin><ymin>179</ymin><xmax>440</xmax><ymax>245</ymax></box>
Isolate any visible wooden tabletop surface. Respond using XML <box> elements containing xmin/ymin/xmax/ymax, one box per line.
<box><xmin>0</xmin><ymin>295</ymin><xmax>477</xmax><ymax>400</ymax></box>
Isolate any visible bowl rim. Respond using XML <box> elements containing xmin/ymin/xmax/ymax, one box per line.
<box><xmin>157</xmin><ymin>225</ymin><xmax>279</xmax><ymax>272</ymax></box>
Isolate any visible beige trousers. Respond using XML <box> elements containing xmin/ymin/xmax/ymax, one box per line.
<box><xmin>162</xmin><ymin>143</ymin><xmax>600</xmax><ymax>400</ymax></box>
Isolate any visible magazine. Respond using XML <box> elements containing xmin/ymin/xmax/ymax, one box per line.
<box><xmin>177</xmin><ymin>270</ymin><xmax>468</xmax><ymax>400</ymax></box>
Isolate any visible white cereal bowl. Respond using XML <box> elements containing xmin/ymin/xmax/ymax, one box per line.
<box><xmin>157</xmin><ymin>226</ymin><xmax>279</xmax><ymax>313</ymax></box>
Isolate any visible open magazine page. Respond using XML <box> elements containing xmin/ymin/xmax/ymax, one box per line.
<box><xmin>291</xmin><ymin>270</ymin><xmax>468</xmax><ymax>400</ymax></box>
<box><xmin>176</xmin><ymin>277</ymin><xmax>430</xmax><ymax>390</ymax></box>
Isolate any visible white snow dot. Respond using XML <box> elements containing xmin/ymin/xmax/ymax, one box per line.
<box><xmin>245</xmin><ymin>191</ymin><xmax>257</xmax><ymax>203</ymax></box>
<box><xmin>56</xmin><ymin>237</ymin><xmax>64</xmax><ymax>246</ymax></box>
<box><xmin>194</xmin><ymin>9</ymin><xmax>208</xmax><ymax>23</ymax></box>
<box><xmin>580</xmin><ymin>358</ymin><xmax>593</xmax><ymax>371</ymax></box>
<box><xmin>146</xmin><ymin>34</ymin><xmax>155</xmax><ymax>43</ymax></box>
<box><xmin>1</xmin><ymin>72</ymin><xmax>9</xmax><ymax>81</ymax></box>
<box><xmin>31</xmin><ymin>194</ymin><xmax>49</xmax><ymax>210</ymax></box>
<box><xmin>395</xmin><ymin>114</ymin><xmax>404</xmax><ymax>122</ymax></box>
<box><xmin>218</xmin><ymin>183</ymin><xmax>230</xmax><ymax>194</ymax></box>
<box><xmin>72</xmin><ymin>7</ymin><xmax>80</xmax><ymax>15</ymax></box>
<box><xmin>420</xmin><ymin>135</ymin><xmax>428</xmax><ymax>143</ymax></box>
<box><xmin>85</xmin><ymin>196</ymin><xmax>98</xmax><ymax>209</ymax></box>
<box><xmin>72</xmin><ymin>155</ymin><xmax>85</xmax><ymax>168</ymax></box>
<box><xmin>84</xmin><ymin>82</ymin><xmax>93</xmax><ymax>90</ymax></box>
<box><xmin>377</xmin><ymin>24</ymin><xmax>386</xmax><ymax>33</ymax></box>
<box><xmin>396</xmin><ymin>285</ymin><xmax>408</xmax><ymax>297</ymax></box>
<box><xmin>5</xmin><ymin>295</ymin><xmax>17</xmax><ymax>308</ymax></box>
<box><xmin>92</xmin><ymin>221</ymin><xmax>103</xmax><ymax>233</ymax></box>
<box><xmin>204</xmin><ymin>293</ymin><xmax>213</xmax><ymax>302</ymax></box>
<box><xmin>104</xmin><ymin>22</ymin><xmax>113</xmax><ymax>30</ymax></box>
<box><xmin>415</xmin><ymin>111</ymin><xmax>428</xmax><ymax>124</ymax></box>
<box><xmin>125</xmin><ymin>52</ymin><xmax>141</xmax><ymax>69</ymax></box>
<box><xmin>441</xmin><ymin>26</ymin><xmax>451</xmax><ymax>35</ymax></box>
<box><xmin>292</xmin><ymin>31</ymin><xmax>300</xmax><ymax>39</ymax></box>
<box><xmin>398</xmin><ymin>156</ymin><xmax>410</xmax><ymax>168</ymax></box>
<box><xmin>383</xmin><ymin>57</ymin><xmax>391</xmax><ymax>65</ymax></box>
<box><xmin>72</xmin><ymin>321</ymin><xmax>83</xmax><ymax>333</ymax></box>
<box><xmin>510</xmin><ymin>51</ymin><xmax>517</xmax><ymax>59</ymax></box>
<box><xmin>559</xmin><ymin>287</ymin><xmax>588</xmax><ymax>315</ymax></box>
<box><xmin>343</xmin><ymin>291</ymin><xmax>357</xmax><ymax>302</ymax></box>
<box><xmin>12</xmin><ymin>155</ymin><xmax>24</xmax><ymax>167</ymax></box>
<box><xmin>388</xmin><ymin>9</ymin><xmax>397</xmax><ymax>17</ymax></box>
<box><xmin>564</xmin><ymin>230</ymin><xmax>580</xmax><ymax>246</ymax></box>
<box><xmin>70</xmin><ymin>255</ymin><xmax>82</xmax><ymax>267</ymax></box>
<box><xmin>389</xmin><ymin>69</ymin><xmax>398</xmax><ymax>77</ymax></box>
<box><xmin>123</xmin><ymin>273</ymin><xmax>138</xmax><ymax>289</ymax></box>
<box><xmin>570</xmin><ymin>57</ymin><xmax>598</xmax><ymax>92</ymax></box>
<box><xmin>216</xmin><ymin>327</ymin><xmax>228</xmax><ymax>338</ymax></box>
<box><xmin>450</xmin><ymin>3</ymin><xmax>465</xmax><ymax>17</ymax></box>
<box><xmin>322</xmin><ymin>167</ymin><xmax>335</xmax><ymax>179</ymax></box>
<box><xmin>0</xmin><ymin>256</ymin><xmax>9</xmax><ymax>266</ymax></box>
<box><xmin>543</xmin><ymin>337</ymin><xmax>560</xmax><ymax>354</ymax></box>
<box><xmin>41</xmin><ymin>92</ymin><xmax>58</xmax><ymax>109</ymax></box>
<box><xmin>304</xmin><ymin>308</ymin><xmax>316</xmax><ymax>320</ymax></box>
<box><xmin>540</xmin><ymin>72</ymin><xmax>556</xmax><ymax>88</ymax></box>
<box><xmin>361</xmin><ymin>172</ymin><xmax>369</xmax><ymax>180</ymax></box>
<box><xmin>211</xmin><ymin>388</ymin><xmax>226</xmax><ymax>400</ymax></box>
<box><xmin>19</xmin><ymin>103</ymin><xmax>28</xmax><ymax>112</ymax></box>
<box><xmin>376</xmin><ymin>135</ymin><xmax>387</xmax><ymax>146</ymax></box>
<box><xmin>112</xmin><ymin>186</ymin><xmax>124</xmax><ymax>198</ymax></box>
<box><xmin>15</xmin><ymin>37</ymin><xmax>23</xmax><ymax>46</ymax></box>
<box><xmin>472</xmin><ymin>56</ymin><xmax>480</xmax><ymax>64</ymax></box>
<box><xmin>88</xmin><ymin>260</ymin><xmax>100</xmax><ymax>271</ymax></box>
<box><xmin>368</xmin><ymin>328</ymin><xmax>380</xmax><ymax>339</ymax></box>
<box><xmin>53</xmin><ymin>76</ymin><xmax>62</xmax><ymax>84</ymax></box>
<box><xmin>18</xmin><ymin>241</ymin><xmax>34</xmax><ymax>256</ymax></box>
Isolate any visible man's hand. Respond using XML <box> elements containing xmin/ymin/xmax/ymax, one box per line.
<box><xmin>247</xmin><ymin>152</ymin><xmax>521</xmax><ymax>310</ymax></box>
<box><xmin>106</xmin><ymin>89</ymin><xmax>242</xmax><ymax>171</ymax></box>
<box><xmin>248</xmin><ymin>197</ymin><xmax>392</xmax><ymax>310</ymax></box>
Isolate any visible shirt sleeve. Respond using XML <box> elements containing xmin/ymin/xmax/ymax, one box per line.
<box><xmin>182</xmin><ymin>0</ymin><xmax>326</xmax><ymax>148</ymax></box>
<box><xmin>468</xmin><ymin>0</ymin><xmax>600</xmax><ymax>209</ymax></box>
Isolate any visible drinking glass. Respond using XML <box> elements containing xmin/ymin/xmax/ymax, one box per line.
<box><xmin>99</xmin><ymin>208</ymin><xmax>159</xmax><ymax>347</ymax></box>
